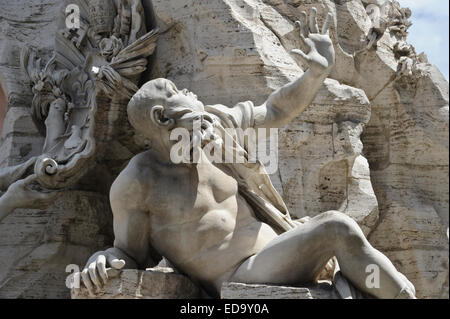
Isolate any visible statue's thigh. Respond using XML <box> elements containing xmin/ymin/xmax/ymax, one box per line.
<box><xmin>230</xmin><ymin>218</ymin><xmax>336</xmax><ymax>285</ymax></box>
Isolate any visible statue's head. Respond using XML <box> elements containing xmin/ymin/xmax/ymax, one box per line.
<box><xmin>32</xmin><ymin>94</ymin><xmax>68</xmax><ymax>135</ymax></box>
<box><xmin>128</xmin><ymin>78</ymin><xmax>208</xmax><ymax>154</ymax></box>
<box><xmin>49</xmin><ymin>98</ymin><xmax>67</xmax><ymax>113</ymax></box>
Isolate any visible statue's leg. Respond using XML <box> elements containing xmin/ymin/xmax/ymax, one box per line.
<box><xmin>229</xmin><ymin>211</ymin><xmax>415</xmax><ymax>299</ymax></box>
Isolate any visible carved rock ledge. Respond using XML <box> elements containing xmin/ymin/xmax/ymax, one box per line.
<box><xmin>71</xmin><ymin>268</ymin><xmax>341</xmax><ymax>299</ymax></box>
<box><xmin>71</xmin><ymin>267</ymin><xmax>200</xmax><ymax>299</ymax></box>
<box><xmin>221</xmin><ymin>282</ymin><xmax>340</xmax><ymax>299</ymax></box>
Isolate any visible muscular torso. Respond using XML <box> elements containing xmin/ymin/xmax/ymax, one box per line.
<box><xmin>112</xmin><ymin>149</ymin><xmax>278</xmax><ymax>290</ymax></box>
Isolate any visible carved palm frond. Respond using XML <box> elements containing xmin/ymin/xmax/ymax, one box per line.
<box><xmin>111</xmin><ymin>27</ymin><xmax>159</xmax><ymax>65</ymax></box>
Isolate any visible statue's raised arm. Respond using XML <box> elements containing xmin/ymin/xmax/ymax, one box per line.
<box><xmin>255</xmin><ymin>9</ymin><xmax>335</xmax><ymax>129</ymax></box>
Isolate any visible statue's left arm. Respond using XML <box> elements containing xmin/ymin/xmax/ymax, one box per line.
<box><xmin>0</xmin><ymin>158</ymin><xmax>61</xmax><ymax>223</ymax></box>
<box><xmin>0</xmin><ymin>157</ymin><xmax>36</xmax><ymax>191</ymax></box>
<box><xmin>254</xmin><ymin>9</ymin><xmax>335</xmax><ymax>129</ymax></box>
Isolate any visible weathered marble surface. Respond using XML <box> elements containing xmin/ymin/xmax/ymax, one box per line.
<box><xmin>72</xmin><ymin>268</ymin><xmax>200</xmax><ymax>299</ymax></box>
<box><xmin>221</xmin><ymin>282</ymin><xmax>339</xmax><ymax>299</ymax></box>
<box><xmin>72</xmin><ymin>270</ymin><xmax>338</xmax><ymax>299</ymax></box>
<box><xmin>0</xmin><ymin>0</ymin><xmax>448</xmax><ymax>298</ymax></box>
<box><xmin>0</xmin><ymin>1</ymin><xmax>84</xmax><ymax>299</ymax></box>
<box><xmin>0</xmin><ymin>0</ymin><xmax>58</xmax><ymax>168</ymax></box>
<box><xmin>0</xmin><ymin>191</ymin><xmax>112</xmax><ymax>298</ymax></box>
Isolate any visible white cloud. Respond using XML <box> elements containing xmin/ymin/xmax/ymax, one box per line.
<box><xmin>398</xmin><ymin>0</ymin><xmax>449</xmax><ymax>80</ymax></box>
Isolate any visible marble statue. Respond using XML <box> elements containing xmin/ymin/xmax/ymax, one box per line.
<box><xmin>364</xmin><ymin>0</ymin><xmax>390</xmax><ymax>49</ymax></box>
<box><xmin>361</xmin><ymin>0</ymin><xmax>412</xmax><ymax>50</ymax></box>
<box><xmin>387</xmin><ymin>1</ymin><xmax>412</xmax><ymax>39</ymax></box>
<box><xmin>80</xmin><ymin>9</ymin><xmax>416</xmax><ymax>299</ymax></box>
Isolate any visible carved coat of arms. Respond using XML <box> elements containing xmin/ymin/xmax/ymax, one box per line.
<box><xmin>20</xmin><ymin>0</ymin><xmax>158</xmax><ymax>189</ymax></box>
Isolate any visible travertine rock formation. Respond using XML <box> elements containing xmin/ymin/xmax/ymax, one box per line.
<box><xmin>0</xmin><ymin>0</ymin><xmax>71</xmax><ymax>299</ymax></box>
<box><xmin>0</xmin><ymin>191</ymin><xmax>112</xmax><ymax>298</ymax></box>
<box><xmin>221</xmin><ymin>282</ymin><xmax>339</xmax><ymax>299</ymax></box>
<box><xmin>72</xmin><ymin>268</ymin><xmax>201</xmax><ymax>299</ymax></box>
<box><xmin>0</xmin><ymin>0</ymin><xmax>448</xmax><ymax>298</ymax></box>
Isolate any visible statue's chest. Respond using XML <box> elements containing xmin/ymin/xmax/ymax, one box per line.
<box><xmin>151</xmin><ymin>159</ymin><xmax>238</xmax><ymax>216</ymax></box>
<box><xmin>195</xmin><ymin>160</ymin><xmax>238</xmax><ymax>204</ymax></box>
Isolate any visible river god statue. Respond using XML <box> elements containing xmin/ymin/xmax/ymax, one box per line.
<box><xmin>80</xmin><ymin>9</ymin><xmax>416</xmax><ymax>299</ymax></box>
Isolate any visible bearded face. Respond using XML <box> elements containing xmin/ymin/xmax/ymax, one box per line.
<box><xmin>129</xmin><ymin>79</ymin><xmax>223</xmax><ymax>160</ymax></box>
<box><xmin>147</xmin><ymin>87</ymin><xmax>224</xmax><ymax>163</ymax></box>
<box><xmin>165</xmin><ymin>99</ymin><xmax>222</xmax><ymax>151</ymax></box>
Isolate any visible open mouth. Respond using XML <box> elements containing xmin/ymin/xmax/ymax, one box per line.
<box><xmin>171</xmin><ymin>112</ymin><xmax>224</xmax><ymax>163</ymax></box>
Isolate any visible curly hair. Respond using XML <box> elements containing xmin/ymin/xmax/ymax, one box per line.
<box><xmin>127</xmin><ymin>78</ymin><xmax>179</xmax><ymax>133</ymax></box>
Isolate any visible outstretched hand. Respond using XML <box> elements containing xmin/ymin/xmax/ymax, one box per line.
<box><xmin>3</xmin><ymin>174</ymin><xmax>61</xmax><ymax>210</ymax></box>
<box><xmin>291</xmin><ymin>8</ymin><xmax>335</xmax><ymax>76</ymax></box>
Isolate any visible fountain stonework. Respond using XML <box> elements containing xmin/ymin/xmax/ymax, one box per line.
<box><xmin>0</xmin><ymin>0</ymin><xmax>447</xmax><ymax>299</ymax></box>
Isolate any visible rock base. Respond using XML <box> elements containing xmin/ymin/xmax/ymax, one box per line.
<box><xmin>71</xmin><ymin>267</ymin><xmax>344</xmax><ymax>299</ymax></box>
<box><xmin>71</xmin><ymin>267</ymin><xmax>200</xmax><ymax>299</ymax></box>
<box><xmin>221</xmin><ymin>282</ymin><xmax>340</xmax><ymax>299</ymax></box>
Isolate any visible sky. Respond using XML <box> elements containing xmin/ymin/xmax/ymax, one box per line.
<box><xmin>397</xmin><ymin>0</ymin><xmax>449</xmax><ymax>80</ymax></box>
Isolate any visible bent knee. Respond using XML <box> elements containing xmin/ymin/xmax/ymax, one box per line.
<box><xmin>319</xmin><ymin>211</ymin><xmax>366</xmax><ymax>246</ymax></box>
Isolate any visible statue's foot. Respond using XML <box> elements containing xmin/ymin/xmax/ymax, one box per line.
<box><xmin>395</xmin><ymin>272</ymin><xmax>416</xmax><ymax>299</ymax></box>
<box><xmin>395</xmin><ymin>286</ymin><xmax>416</xmax><ymax>299</ymax></box>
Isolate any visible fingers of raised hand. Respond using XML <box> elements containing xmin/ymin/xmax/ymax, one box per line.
<box><xmin>291</xmin><ymin>49</ymin><xmax>311</xmax><ymax>66</ymax></box>
<box><xmin>299</xmin><ymin>11</ymin><xmax>309</xmax><ymax>38</ymax></box>
<box><xmin>294</xmin><ymin>21</ymin><xmax>306</xmax><ymax>42</ymax></box>
<box><xmin>322</xmin><ymin>12</ymin><xmax>332</xmax><ymax>35</ymax></box>
<box><xmin>295</xmin><ymin>20</ymin><xmax>313</xmax><ymax>52</ymax></box>
<box><xmin>298</xmin><ymin>8</ymin><xmax>332</xmax><ymax>36</ymax></box>
<box><xmin>309</xmin><ymin>7</ymin><xmax>319</xmax><ymax>34</ymax></box>
<box><xmin>7</xmin><ymin>174</ymin><xmax>36</xmax><ymax>196</ymax></box>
